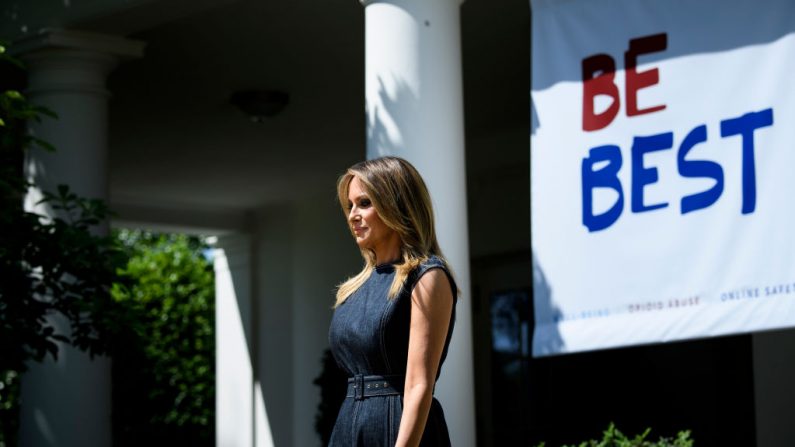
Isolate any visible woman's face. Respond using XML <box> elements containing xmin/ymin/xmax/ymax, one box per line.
<box><xmin>347</xmin><ymin>176</ymin><xmax>399</xmax><ymax>258</ymax></box>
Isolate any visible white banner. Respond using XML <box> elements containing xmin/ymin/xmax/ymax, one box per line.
<box><xmin>531</xmin><ymin>0</ymin><xmax>795</xmax><ymax>356</ymax></box>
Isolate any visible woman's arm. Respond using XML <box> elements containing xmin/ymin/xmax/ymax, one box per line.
<box><xmin>395</xmin><ymin>268</ymin><xmax>454</xmax><ymax>447</ymax></box>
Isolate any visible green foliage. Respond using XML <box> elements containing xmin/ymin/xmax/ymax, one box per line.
<box><xmin>0</xmin><ymin>40</ymin><xmax>128</xmax><ymax>446</ymax></box>
<box><xmin>314</xmin><ymin>349</ymin><xmax>348</xmax><ymax>445</ymax></box>
<box><xmin>110</xmin><ymin>230</ymin><xmax>215</xmax><ymax>445</ymax></box>
<box><xmin>536</xmin><ymin>423</ymin><xmax>694</xmax><ymax>447</ymax></box>
<box><xmin>0</xmin><ymin>370</ymin><xmax>19</xmax><ymax>447</ymax></box>
<box><xmin>0</xmin><ymin>39</ymin><xmax>215</xmax><ymax>446</ymax></box>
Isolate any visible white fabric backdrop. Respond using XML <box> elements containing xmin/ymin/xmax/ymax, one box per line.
<box><xmin>531</xmin><ymin>0</ymin><xmax>795</xmax><ymax>356</ymax></box>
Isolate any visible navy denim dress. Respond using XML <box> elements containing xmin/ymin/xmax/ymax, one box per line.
<box><xmin>328</xmin><ymin>256</ymin><xmax>457</xmax><ymax>446</ymax></box>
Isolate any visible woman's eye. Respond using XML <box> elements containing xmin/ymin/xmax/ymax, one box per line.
<box><xmin>360</xmin><ymin>199</ymin><xmax>371</xmax><ymax>207</ymax></box>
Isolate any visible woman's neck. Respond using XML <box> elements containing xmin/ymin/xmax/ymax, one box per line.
<box><xmin>374</xmin><ymin>235</ymin><xmax>401</xmax><ymax>265</ymax></box>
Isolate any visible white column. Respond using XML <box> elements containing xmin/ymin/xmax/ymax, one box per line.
<box><xmin>15</xmin><ymin>29</ymin><xmax>143</xmax><ymax>447</ymax></box>
<box><xmin>214</xmin><ymin>234</ymin><xmax>255</xmax><ymax>447</ymax></box>
<box><xmin>361</xmin><ymin>1</ymin><xmax>476</xmax><ymax>446</ymax></box>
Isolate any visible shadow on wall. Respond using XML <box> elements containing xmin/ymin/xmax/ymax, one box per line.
<box><xmin>531</xmin><ymin>253</ymin><xmax>564</xmax><ymax>356</ymax></box>
<box><xmin>530</xmin><ymin>99</ymin><xmax>539</xmax><ymax>136</ymax></box>
<box><xmin>530</xmin><ymin>0</ymin><xmax>795</xmax><ymax>90</ymax></box>
<box><xmin>366</xmin><ymin>75</ymin><xmax>420</xmax><ymax>158</ymax></box>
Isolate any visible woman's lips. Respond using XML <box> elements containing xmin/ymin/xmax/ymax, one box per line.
<box><xmin>353</xmin><ymin>227</ymin><xmax>366</xmax><ymax>235</ymax></box>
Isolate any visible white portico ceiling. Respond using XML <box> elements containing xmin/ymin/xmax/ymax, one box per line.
<box><xmin>3</xmin><ymin>0</ymin><xmax>529</xmax><ymax>228</ymax></box>
<box><xmin>105</xmin><ymin>0</ymin><xmax>367</xmax><ymax>215</ymax></box>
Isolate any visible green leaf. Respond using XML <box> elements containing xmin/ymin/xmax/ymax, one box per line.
<box><xmin>32</xmin><ymin>105</ymin><xmax>58</xmax><ymax>119</ymax></box>
<box><xmin>32</xmin><ymin>137</ymin><xmax>56</xmax><ymax>153</ymax></box>
<box><xmin>4</xmin><ymin>90</ymin><xmax>23</xmax><ymax>101</ymax></box>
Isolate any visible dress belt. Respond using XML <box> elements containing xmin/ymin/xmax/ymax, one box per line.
<box><xmin>346</xmin><ymin>374</ymin><xmax>404</xmax><ymax>401</ymax></box>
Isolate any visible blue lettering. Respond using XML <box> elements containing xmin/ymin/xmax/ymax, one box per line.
<box><xmin>678</xmin><ymin>124</ymin><xmax>724</xmax><ymax>214</ymax></box>
<box><xmin>580</xmin><ymin>107</ymin><xmax>774</xmax><ymax>232</ymax></box>
<box><xmin>631</xmin><ymin>132</ymin><xmax>672</xmax><ymax>213</ymax></box>
<box><xmin>720</xmin><ymin>108</ymin><xmax>774</xmax><ymax>214</ymax></box>
<box><xmin>582</xmin><ymin>145</ymin><xmax>624</xmax><ymax>232</ymax></box>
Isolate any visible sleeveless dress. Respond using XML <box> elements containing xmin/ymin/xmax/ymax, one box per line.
<box><xmin>328</xmin><ymin>255</ymin><xmax>457</xmax><ymax>446</ymax></box>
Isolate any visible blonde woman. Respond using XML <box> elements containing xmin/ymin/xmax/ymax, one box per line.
<box><xmin>328</xmin><ymin>156</ymin><xmax>458</xmax><ymax>447</ymax></box>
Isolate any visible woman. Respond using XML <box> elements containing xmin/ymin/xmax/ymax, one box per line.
<box><xmin>328</xmin><ymin>156</ymin><xmax>458</xmax><ymax>447</ymax></box>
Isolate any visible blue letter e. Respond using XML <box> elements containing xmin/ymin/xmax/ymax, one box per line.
<box><xmin>582</xmin><ymin>145</ymin><xmax>624</xmax><ymax>232</ymax></box>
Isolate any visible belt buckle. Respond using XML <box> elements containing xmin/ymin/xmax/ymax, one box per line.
<box><xmin>354</xmin><ymin>374</ymin><xmax>365</xmax><ymax>401</ymax></box>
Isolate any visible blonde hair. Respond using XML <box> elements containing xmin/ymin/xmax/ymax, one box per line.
<box><xmin>334</xmin><ymin>156</ymin><xmax>454</xmax><ymax>307</ymax></box>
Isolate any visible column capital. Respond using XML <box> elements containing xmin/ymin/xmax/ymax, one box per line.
<box><xmin>11</xmin><ymin>28</ymin><xmax>145</xmax><ymax>59</ymax></box>
<box><xmin>12</xmin><ymin>29</ymin><xmax>145</xmax><ymax>97</ymax></box>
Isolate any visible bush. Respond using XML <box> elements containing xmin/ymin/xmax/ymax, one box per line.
<box><xmin>110</xmin><ymin>230</ymin><xmax>215</xmax><ymax>445</ymax></box>
<box><xmin>536</xmin><ymin>423</ymin><xmax>694</xmax><ymax>447</ymax></box>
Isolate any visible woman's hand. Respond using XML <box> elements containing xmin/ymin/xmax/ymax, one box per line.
<box><xmin>395</xmin><ymin>268</ymin><xmax>454</xmax><ymax>447</ymax></box>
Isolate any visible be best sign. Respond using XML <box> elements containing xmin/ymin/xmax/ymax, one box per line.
<box><xmin>579</xmin><ymin>32</ymin><xmax>774</xmax><ymax>232</ymax></box>
<box><xmin>530</xmin><ymin>0</ymin><xmax>795</xmax><ymax>356</ymax></box>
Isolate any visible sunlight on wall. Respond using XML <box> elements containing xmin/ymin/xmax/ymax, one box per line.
<box><xmin>215</xmin><ymin>242</ymin><xmax>253</xmax><ymax>447</ymax></box>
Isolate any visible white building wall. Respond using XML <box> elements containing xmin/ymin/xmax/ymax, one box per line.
<box><xmin>754</xmin><ymin>330</ymin><xmax>795</xmax><ymax>447</ymax></box>
<box><xmin>254</xmin><ymin>205</ymin><xmax>294</xmax><ymax>447</ymax></box>
<box><xmin>291</xmin><ymin>195</ymin><xmax>362</xmax><ymax>447</ymax></box>
<box><xmin>217</xmin><ymin>196</ymin><xmax>360</xmax><ymax>447</ymax></box>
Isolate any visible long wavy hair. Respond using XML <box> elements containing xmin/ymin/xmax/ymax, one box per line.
<box><xmin>334</xmin><ymin>156</ymin><xmax>454</xmax><ymax>307</ymax></box>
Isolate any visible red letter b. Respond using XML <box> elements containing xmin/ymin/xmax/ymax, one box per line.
<box><xmin>582</xmin><ymin>54</ymin><xmax>620</xmax><ymax>132</ymax></box>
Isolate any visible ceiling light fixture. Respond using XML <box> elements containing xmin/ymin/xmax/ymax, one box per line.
<box><xmin>230</xmin><ymin>90</ymin><xmax>289</xmax><ymax>122</ymax></box>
